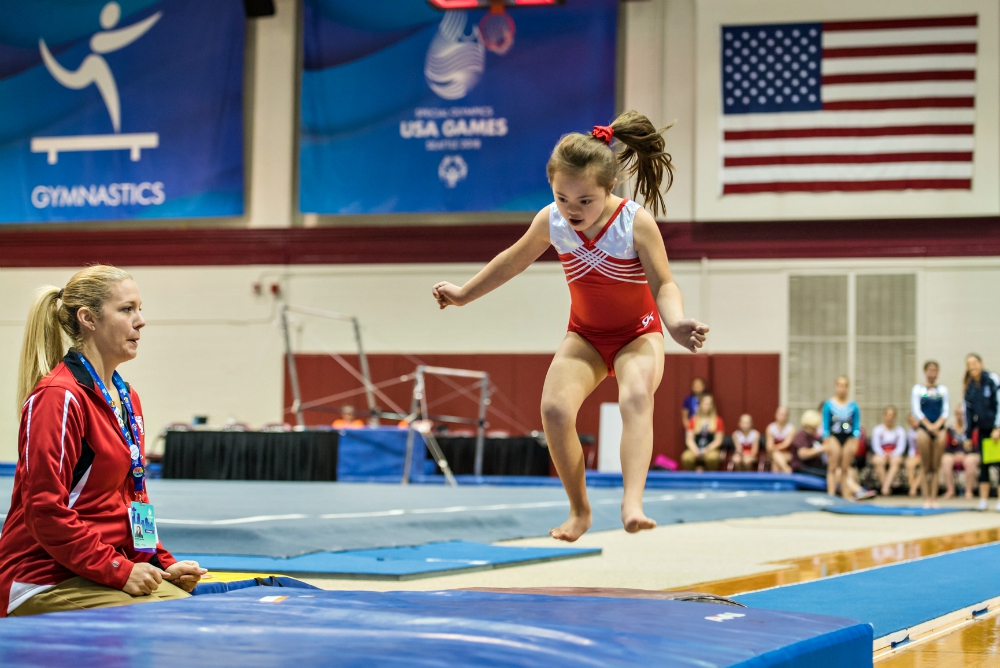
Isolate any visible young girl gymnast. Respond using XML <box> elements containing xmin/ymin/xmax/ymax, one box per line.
<box><xmin>432</xmin><ymin>111</ymin><xmax>708</xmax><ymax>541</ymax></box>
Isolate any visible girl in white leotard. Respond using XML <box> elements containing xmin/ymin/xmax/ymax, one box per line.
<box><xmin>766</xmin><ymin>406</ymin><xmax>795</xmax><ymax>473</ymax></box>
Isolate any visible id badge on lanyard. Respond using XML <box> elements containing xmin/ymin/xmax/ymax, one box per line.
<box><xmin>77</xmin><ymin>354</ymin><xmax>156</xmax><ymax>553</ymax></box>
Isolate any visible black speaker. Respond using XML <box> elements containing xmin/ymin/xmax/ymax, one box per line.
<box><xmin>243</xmin><ymin>0</ymin><xmax>275</xmax><ymax>17</ymax></box>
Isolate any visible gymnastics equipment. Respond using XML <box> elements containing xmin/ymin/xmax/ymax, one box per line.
<box><xmin>279</xmin><ymin>304</ymin><xmax>377</xmax><ymax>428</ymax></box>
<box><xmin>402</xmin><ymin>365</ymin><xmax>491</xmax><ymax>485</ymax></box>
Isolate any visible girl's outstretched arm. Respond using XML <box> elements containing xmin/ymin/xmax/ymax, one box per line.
<box><xmin>633</xmin><ymin>207</ymin><xmax>708</xmax><ymax>352</ymax></box>
<box><xmin>433</xmin><ymin>207</ymin><xmax>551</xmax><ymax>309</ymax></box>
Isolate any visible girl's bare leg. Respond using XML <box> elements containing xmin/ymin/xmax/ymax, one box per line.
<box><xmin>541</xmin><ymin>333</ymin><xmax>607</xmax><ymax>542</ymax></box>
<box><xmin>941</xmin><ymin>453</ymin><xmax>956</xmax><ymax>498</ymax></box>
<box><xmin>613</xmin><ymin>333</ymin><xmax>664</xmax><ymax>534</ymax></box>
<box><xmin>965</xmin><ymin>454</ymin><xmax>980</xmax><ymax>499</ymax></box>
<box><xmin>840</xmin><ymin>439</ymin><xmax>859</xmax><ymax>499</ymax></box>
<box><xmin>921</xmin><ymin>432</ymin><xmax>945</xmax><ymax>506</ymax></box>
<box><xmin>907</xmin><ymin>456</ymin><xmax>921</xmax><ymax>497</ymax></box>
<box><xmin>884</xmin><ymin>456</ymin><xmax>902</xmax><ymax>496</ymax></box>
<box><xmin>825</xmin><ymin>438</ymin><xmax>843</xmax><ymax>496</ymax></box>
<box><xmin>872</xmin><ymin>455</ymin><xmax>887</xmax><ymax>492</ymax></box>
<box><xmin>771</xmin><ymin>450</ymin><xmax>792</xmax><ymax>474</ymax></box>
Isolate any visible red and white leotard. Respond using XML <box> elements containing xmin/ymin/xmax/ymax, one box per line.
<box><xmin>734</xmin><ymin>429</ymin><xmax>761</xmax><ymax>454</ymax></box>
<box><xmin>549</xmin><ymin>199</ymin><xmax>663</xmax><ymax>375</ymax></box>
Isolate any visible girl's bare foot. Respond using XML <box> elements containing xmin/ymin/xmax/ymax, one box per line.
<box><xmin>550</xmin><ymin>510</ymin><xmax>592</xmax><ymax>542</ymax></box>
<box><xmin>943</xmin><ymin>490</ymin><xmax>955</xmax><ymax>500</ymax></box>
<box><xmin>622</xmin><ymin>507</ymin><xmax>657</xmax><ymax>533</ymax></box>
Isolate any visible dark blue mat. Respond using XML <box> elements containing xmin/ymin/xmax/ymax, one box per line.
<box><xmin>341</xmin><ymin>471</ymin><xmax>828</xmax><ymax>491</ymax></box>
<box><xmin>734</xmin><ymin>541</ymin><xmax>1000</xmax><ymax>640</ymax></box>
<box><xmin>0</xmin><ymin>589</ymin><xmax>872</xmax><ymax>667</ymax></box>
<box><xmin>823</xmin><ymin>505</ymin><xmax>964</xmax><ymax>516</ymax></box>
<box><xmin>176</xmin><ymin>540</ymin><xmax>601</xmax><ymax>580</ymax></box>
<box><xmin>192</xmin><ymin>575</ymin><xmax>319</xmax><ymax>596</ymax></box>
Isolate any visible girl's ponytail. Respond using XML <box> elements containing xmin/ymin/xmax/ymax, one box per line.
<box><xmin>610</xmin><ymin>110</ymin><xmax>674</xmax><ymax>218</ymax></box>
<box><xmin>17</xmin><ymin>287</ymin><xmax>64</xmax><ymax>408</ymax></box>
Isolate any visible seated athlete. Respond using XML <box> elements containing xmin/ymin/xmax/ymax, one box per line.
<box><xmin>870</xmin><ymin>406</ymin><xmax>907</xmax><ymax>496</ymax></box>
<box><xmin>432</xmin><ymin>111</ymin><xmax>708</xmax><ymax>541</ymax></box>
<box><xmin>683</xmin><ymin>394</ymin><xmax>725</xmax><ymax>472</ymax></box>
<box><xmin>766</xmin><ymin>406</ymin><xmax>795</xmax><ymax>473</ymax></box>
<box><xmin>731</xmin><ymin>414</ymin><xmax>760</xmax><ymax>471</ymax></box>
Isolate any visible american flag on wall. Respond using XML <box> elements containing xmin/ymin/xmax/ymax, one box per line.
<box><xmin>720</xmin><ymin>16</ymin><xmax>977</xmax><ymax>195</ymax></box>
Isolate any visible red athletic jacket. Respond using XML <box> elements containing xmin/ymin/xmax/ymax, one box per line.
<box><xmin>0</xmin><ymin>353</ymin><xmax>176</xmax><ymax>616</ymax></box>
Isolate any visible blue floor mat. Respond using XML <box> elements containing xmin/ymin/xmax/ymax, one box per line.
<box><xmin>823</xmin><ymin>505</ymin><xmax>965</xmax><ymax>516</ymax></box>
<box><xmin>734</xmin><ymin>541</ymin><xmax>1000</xmax><ymax>640</ymax></box>
<box><xmin>339</xmin><ymin>471</ymin><xmax>828</xmax><ymax>491</ymax></box>
<box><xmin>176</xmin><ymin>540</ymin><xmax>601</xmax><ymax>580</ymax></box>
<box><xmin>0</xmin><ymin>589</ymin><xmax>872</xmax><ymax>667</ymax></box>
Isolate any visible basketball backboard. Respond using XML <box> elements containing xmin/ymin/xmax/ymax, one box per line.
<box><xmin>426</xmin><ymin>0</ymin><xmax>564</xmax><ymax>9</ymax></box>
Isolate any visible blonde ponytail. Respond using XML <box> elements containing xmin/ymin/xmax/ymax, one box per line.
<box><xmin>17</xmin><ymin>287</ymin><xmax>64</xmax><ymax>408</ymax></box>
<box><xmin>16</xmin><ymin>265</ymin><xmax>132</xmax><ymax>408</ymax></box>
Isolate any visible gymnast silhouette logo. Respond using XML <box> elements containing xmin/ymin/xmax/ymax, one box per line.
<box><xmin>31</xmin><ymin>2</ymin><xmax>162</xmax><ymax>164</ymax></box>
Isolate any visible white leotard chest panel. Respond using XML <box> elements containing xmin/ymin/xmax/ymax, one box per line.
<box><xmin>549</xmin><ymin>200</ymin><xmax>640</xmax><ymax>260</ymax></box>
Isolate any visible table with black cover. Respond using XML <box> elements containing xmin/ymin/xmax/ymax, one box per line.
<box><xmin>162</xmin><ymin>430</ymin><xmax>338</xmax><ymax>481</ymax></box>
<box><xmin>431</xmin><ymin>436</ymin><xmax>551</xmax><ymax>477</ymax></box>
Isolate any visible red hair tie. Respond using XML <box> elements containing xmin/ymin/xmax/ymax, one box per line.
<box><xmin>591</xmin><ymin>125</ymin><xmax>614</xmax><ymax>145</ymax></box>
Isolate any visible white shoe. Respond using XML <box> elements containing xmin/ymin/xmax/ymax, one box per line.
<box><xmin>978</xmin><ymin>499</ymin><xmax>988</xmax><ymax>511</ymax></box>
<box><xmin>994</xmin><ymin>501</ymin><xmax>1000</xmax><ymax>512</ymax></box>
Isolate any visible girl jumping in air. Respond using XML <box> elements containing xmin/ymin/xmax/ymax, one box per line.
<box><xmin>432</xmin><ymin>112</ymin><xmax>708</xmax><ymax>541</ymax></box>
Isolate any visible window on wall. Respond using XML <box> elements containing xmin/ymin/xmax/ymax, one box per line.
<box><xmin>855</xmin><ymin>274</ymin><xmax>916</xmax><ymax>429</ymax></box>
<box><xmin>787</xmin><ymin>274</ymin><xmax>916</xmax><ymax>430</ymax></box>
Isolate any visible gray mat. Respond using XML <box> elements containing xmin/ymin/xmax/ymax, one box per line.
<box><xmin>0</xmin><ymin>478</ymin><xmax>840</xmax><ymax>558</ymax></box>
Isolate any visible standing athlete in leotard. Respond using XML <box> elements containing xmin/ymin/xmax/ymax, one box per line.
<box><xmin>911</xmin><ymin>360</ymin><xmax>950</xmax><ymax>508</ymax></box>
<box><xmin>433</xmin><ymin>111</ymin><xmax>708</xmax><ymax>541</ymax></box>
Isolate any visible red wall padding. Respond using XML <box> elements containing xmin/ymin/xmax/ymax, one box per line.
<box><xmin>285</xmin><ymin>352</ymin><xmax>779</xmax><ymax>469</ymax></box>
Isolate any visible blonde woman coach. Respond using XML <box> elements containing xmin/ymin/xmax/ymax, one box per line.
<box><xmin>0</xmin><ymin>265</ymin><xmax>205</xmax><ymax>617</ymax></box>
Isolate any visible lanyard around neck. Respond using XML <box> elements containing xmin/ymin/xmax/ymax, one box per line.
<box><xmin>76</xmin><ymin>353</ymin><xmax>146</xmax><ymax>494</ymax></box>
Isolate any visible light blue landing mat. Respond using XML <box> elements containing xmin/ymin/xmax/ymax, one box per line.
<box><xmin>0</xmin><ymin>589</ymin><xmax>873</xmax><ymax>667</ymax></box>
<box><xmin>734</xmin><ymin>541</ymin><xmax>1000</xmax><ymax>639</ymax></box>
<box><xmin>176</xmin><ymin>540</ymin><xmax>601</xmax><ymax>580</ymax></box>
<box><xmin>823</xmin><ymin>505</ymin><xmax>965</xmax><ymax>516</ymax></box>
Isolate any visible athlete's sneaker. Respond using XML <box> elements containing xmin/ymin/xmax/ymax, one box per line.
<box><xmin>978</xmin><ymin>498</ymin><xmax>988</xmax><ymax>511</ymax></box>
<box><xmin>994</xmin><ymin>500</ymin><xmax>1000</xmax><ymax>512</ymax></box>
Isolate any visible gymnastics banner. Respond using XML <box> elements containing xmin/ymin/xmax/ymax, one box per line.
<box><xmin>300</xmin><ymin>0</ymin><xmax>617</xmax><ymax>214</ymax></box>
<box><xmin>0</xmin><ymin>0</ymin><xmax>245</xmax><ymax>223</ymax></box>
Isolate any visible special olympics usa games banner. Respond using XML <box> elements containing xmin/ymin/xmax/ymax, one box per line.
<box><xmin>0</xmin><ymin>0</ymin><xmax>245</xmax><ymax>223</ymax></box>
<box><xmin>300</xmin><ymin>0</ymin><xmax>617</xmax><ymax>214</ymax></box>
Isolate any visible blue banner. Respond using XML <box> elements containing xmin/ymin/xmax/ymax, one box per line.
<box><xmin>300</xmin><ymin>0</ymin><xmax>617</xmax><ymax>214</ymax></box>
<box><xmin>0</xmin><ymin>0</ymin><xmax>244</xmax><ymax>223</ymax></box>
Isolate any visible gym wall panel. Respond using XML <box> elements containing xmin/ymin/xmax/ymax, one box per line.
<box><xmin>3</xmin><ymin>257</ymin><xmax>998</xmax><ymax>466</ymax></box>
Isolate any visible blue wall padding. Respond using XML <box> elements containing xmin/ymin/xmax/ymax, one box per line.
<box><xmin>822</xmin><ymin>505</ymin><xmax>962</xmax><ymax>516</ymax></box>
<box><xmin>336</xmin><ymin>428</ymin><xmax>426</xmax><ymax>479</ymax></box>
<box><xmin>734</xmin><ymin>542</ymin><xmax>1000</xmax><ymax>639</ymax></box>
<box><xmin>0</xmin><ymin>589</ymin><xmax>873</xmax><ymax>667</ymax></box>
<box><xmin>176</xmin><ymin>540</ymin><xmax>601</xmax><ymax>578</ymax></box>
<box><xmin>192</xmin><ymin>575</ymin><xmax>320</xmax><ymax>596</ymax></box>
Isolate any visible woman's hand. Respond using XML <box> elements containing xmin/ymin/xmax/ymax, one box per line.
<box><xmin>123</xmin><ymin>561</ymin><xmax>170</xmax><ymax>596</ymax></box>
<box><xmin>992</xmin><ymin>428</ymin><xmax>1000</xmax><ymax>441</ymax></box>
<box><xmin>668</xmin><ymin>319</ymin><xmax>709</xmax><ymax>353</ymax></box>
<box><xmin>432</xmin><ymin>282</ymin><xmax>467</xmax><ymax>309</ymax></box>
<box><xmin>165</xmin><ymin>560</ymin><xmax>208</xmax><ymax>593</ymax></box>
